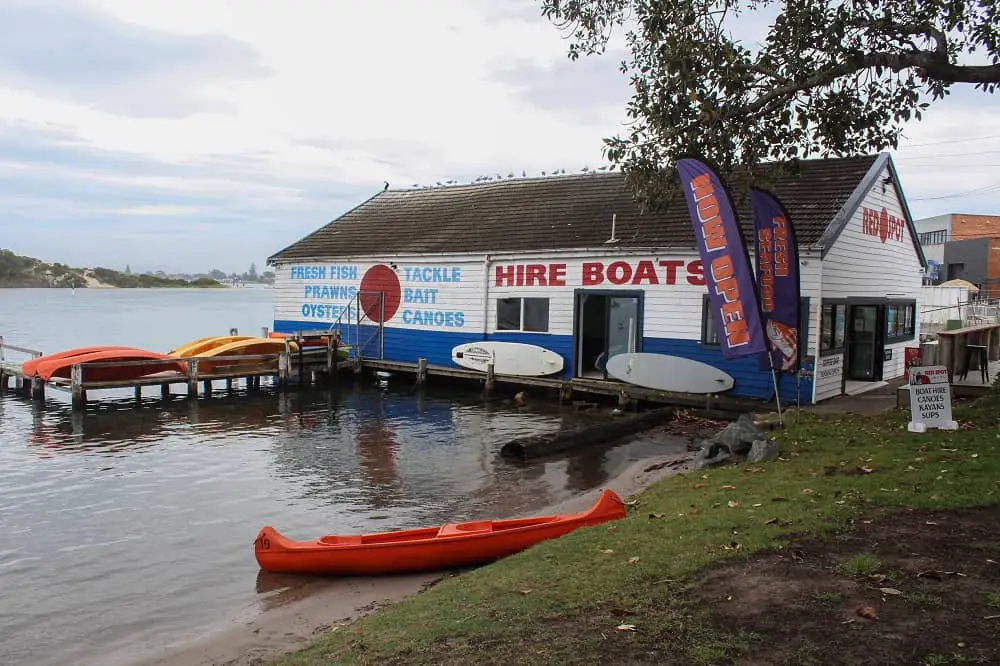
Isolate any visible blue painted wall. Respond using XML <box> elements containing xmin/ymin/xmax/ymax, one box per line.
<box><xmin>273</xmin><ymin>319</ymin><xmax>814</xmax><ymax>404</ymax></box>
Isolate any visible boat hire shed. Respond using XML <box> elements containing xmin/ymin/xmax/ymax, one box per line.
<box><xmin>267</xmin><ymin>152</ymin><xmax>926</xmax><ymax>405</ymax></box>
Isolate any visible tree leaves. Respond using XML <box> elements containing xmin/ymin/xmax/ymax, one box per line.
<box><xmin>540</xmin><ymin>0</ymin><xmax>1000</xmax><ymax>208</ymax></box>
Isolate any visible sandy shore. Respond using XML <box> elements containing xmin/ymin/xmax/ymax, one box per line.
<box><xmin>134</xmin><ymin>451</ymin><xmax>695</xmax><ymax>666</ymax></box>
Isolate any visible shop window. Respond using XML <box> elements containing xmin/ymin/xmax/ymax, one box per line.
<box><xmin>885</xmin><ymin>301</ymin><xmax>916</xmax><ymax>342</ymax></box>
<box><xmin>820</xmin><ymin>301</ymin><xmax>847</xmax><ymax>354</ymax></box>
<box><xmin>496</xmin><ymin>297</ymin><xmax>550</xmax><ymax>333</ymax></box>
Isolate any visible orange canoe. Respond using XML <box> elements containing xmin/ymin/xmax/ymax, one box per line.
<box><xmin>33</xmin><ymin>349</ymin><xmax>187</xmax><ymax>382</ymax></box>
<box><xmin>22</xmin><ymin>346</ymin><xmax>146</xmax><ymax>377</ymax></box>
<box><xmin>254</xmin><ymin>488</ymin><xmax>627</xmax><ymax>576</ymax></box>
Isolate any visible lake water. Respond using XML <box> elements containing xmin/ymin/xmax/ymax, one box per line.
<box><xmin>0</xmin><ymin>288</ymin><xmax>682</xmax><ymax>666</ymax></box>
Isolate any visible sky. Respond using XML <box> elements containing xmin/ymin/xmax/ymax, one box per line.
<box><xmin>0</xmin><ymin>0</ymin><xmax>997</xmax><ymax>275</ymax></box>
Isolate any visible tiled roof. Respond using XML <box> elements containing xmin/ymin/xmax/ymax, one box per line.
<box><xmin>269</xmin><ymin>153</ymin><xmax>881</xmax><ymax>262</ymax></box>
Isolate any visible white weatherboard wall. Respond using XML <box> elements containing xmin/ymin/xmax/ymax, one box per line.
<box><xmin>270</xmin><ymin>247</ymin><xmax>824</xmax><ymax>402</ymax></box>
<box><xmin>272</xmin><ymin>256</ymin><xmax>486</xmax><ymax>337</ymax></box>
<box><xmin>487</xmin><ymin>252</ymin><xmax>707</xmax><ymax>340</ymax></box>
<box><xmin>817</xmin><ymin>164</ymin><xmax>924</xmax><ymax>401</ymax></box>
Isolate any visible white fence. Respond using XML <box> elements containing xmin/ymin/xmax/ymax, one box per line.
<box><xmin>919</xmin><ymin>286</ymin><xmax>969</xmax><ymax>328</ymax></box>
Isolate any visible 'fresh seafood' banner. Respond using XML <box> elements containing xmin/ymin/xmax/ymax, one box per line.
<box><xmin>750</xmin><ymin>187</ymin><xmax>801</xmax><ymax>374</ymax></box>
<box><xmin>676</xmin><ymin>158</ymin><xmax>767</xmax><ymax>360</ymax></box>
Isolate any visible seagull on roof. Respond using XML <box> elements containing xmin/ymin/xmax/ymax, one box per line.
<box><xmin>383</xmin><ymin>181</ymin><xmax>389</xmax><ymax>191</ymax></box>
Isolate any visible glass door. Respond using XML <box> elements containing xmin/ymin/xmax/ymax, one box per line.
<box><xmin>846</xmin><ymin>304</ymin><xmax>880</xmax><ymax>381</ymax></box>
<box><xmin>607</xmin><ymin>296</ymin><xmax>640</xmax><ymax>359</ymax></box>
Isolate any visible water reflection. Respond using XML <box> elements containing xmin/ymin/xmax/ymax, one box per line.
<box><xmin>0</xmin><ymin>379</ymin><xmax>693</xmax><ymax>666</ymax></box>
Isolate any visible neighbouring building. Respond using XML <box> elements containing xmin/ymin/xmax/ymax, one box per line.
<box><xmin>914</xmin><ymin>213</ymin><xmax>1000</xmax><ymax>292</ymax></box>
<box><xmin>267</xmin><ymin>152</ymin><xmax>926</xmax><ymax>405</ymax></box>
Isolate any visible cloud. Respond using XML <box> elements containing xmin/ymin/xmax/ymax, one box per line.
<box><xmin>0</xmin><ymin>122</ymin><xmax>371</xmax><ymax>273</ymax></box>
<box><xmin>0</xmin><ymin>0</ymin><xmax>268</xmax><ymax>118</ymax></box>
<box><xmin>490</xmin><ymin>52</ymin><xmax>632</xmax><ymax>124</ymax></box>
<box><xmin>0</xmin><ymin>0</ymin><xmax>994</xmax><ymax>274</ymax></box>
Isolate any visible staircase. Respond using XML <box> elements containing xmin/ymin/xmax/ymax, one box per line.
<box><xmin>329</xmin><ymin>290</ymin><xmax>385</xmax><ymax>362</ymax></box>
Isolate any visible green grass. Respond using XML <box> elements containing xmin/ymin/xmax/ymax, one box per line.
<box><xmin>837</xmin><ymin>552</ymin><xmax>882</xmax><ymax>577</ymax></box>
<box><xmin>272</xmin><ymin>389</ymin><xmax>1000</xmax><ymax>666</ymax></box>
<box><xmin>987</xmin><ymin>591</ymin><xmax>1000</xmax><ymax>610</ymax></box>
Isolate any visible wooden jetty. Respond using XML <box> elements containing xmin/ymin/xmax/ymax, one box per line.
<box><xmin>2</xmin><ymin>330</ymin><xmax>769</xmax><ymax>416</ymax></box>
<box><xmin>0</xmin><ymin>331</ymin><xmax>353</xmax><ymax>412</ymax></box>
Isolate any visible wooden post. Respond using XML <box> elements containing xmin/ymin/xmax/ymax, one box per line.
<box><xmin>134</xmin><ymin>385</ymin><xmax>142</xmax><ymax>404</ymax></box>
<box><xmin>31</xmin><ymin>375</ymin><xmax>45</xmax><ymax>402</ymax></box>
<box><xmin>187</xmin><ymin>358</ymin><xmax>199</xmax><ymax>399</ymax></box>
<box><xmin>278</xmin><ymin>351</ymin><xmax>290</xmax><ymax>388</ymax></box>
<box><xmin>485</xmin><ymin>362</ymin><xmax>495</xmax><ymax>393</ymax></box>
<box><xmin>161</xmin><ymin>383</ymin><xmax>171</xmax><ymax>401</ymax></box>
<box><xmin>326</xmin><ymin>337</ymin><xmax>335</xmax><ymax>374</ymax></box>
<box><xmin>70</xmin><ymin>364</ymin><xmax>85</xmax><ymax>411</ymax></box>
<box><xmin>226</xmin><ymin>378</ymin><xmax>234</xmax><ymax>391</ymax></box>
<box><xmin>20</xmin><ymin>376</ymin><xmax>30</xmax><ymax>393</ymax></box>
<box><xmin>202</xmin><ymin>379</ymin><xmax>212</xmax><ymax>396</ymax></box>
<box><xmin>417</xmin><ymin>357</ymin><xmax>428</xmax><ymax>384</ymax></box>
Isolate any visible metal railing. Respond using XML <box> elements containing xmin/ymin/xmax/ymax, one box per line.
<box><xmin>328</xmin><ymin>290</ymin><xmax>384</xmax><ymax>362</ymax></box>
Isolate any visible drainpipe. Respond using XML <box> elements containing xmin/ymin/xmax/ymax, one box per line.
<box><xmin>482</xmin><ymin>254</ymin><xmax>491</xmax><ymax>341</ymax></box>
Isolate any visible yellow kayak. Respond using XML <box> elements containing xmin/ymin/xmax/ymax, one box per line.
<box><xmin>169</xmin><ymin>335</ymin><xmax>255</xmax><ymax>357</ymax></box>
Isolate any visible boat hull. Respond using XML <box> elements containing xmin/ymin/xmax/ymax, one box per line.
<box><xmin>33</xmin><ymin>349</ymin><xmax>187</xmax><ymax>382</ymax></box>
<box><xmin>168</xmin><ymin>335</ymin><xmax>255</xmax><ymax>357</ymax></box>
<box><xmin>254</xmin><ymin>489</ymin><xmax>627</xmax><ymax>576</ymax></box>
<box><xmin>21</xmin><ymin>346</ymin><xmax>145</xmax><ymax>377</ymax></box>
<box><xmin>194</xmin><ymin>338</ymin><xmax>299</xmax><ymax>373</ymax></box>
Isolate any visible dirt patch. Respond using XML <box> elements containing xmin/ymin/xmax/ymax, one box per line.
<box><xmin>688</xmin><ymin>505</ymin><xmax>1000</xmax><ymax>665</ymax></box>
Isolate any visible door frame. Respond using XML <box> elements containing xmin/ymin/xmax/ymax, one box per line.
<box><xmin>843</xmin><ymin>298</ymin><xmax>887</xmax><ymax>385</ymax></box>
<box><xmin>571</xmin><ymin>289</ymin><xmax>646</xmax><ymax>379</ymax></box>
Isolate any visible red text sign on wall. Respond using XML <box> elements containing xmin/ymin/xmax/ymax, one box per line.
<box><xmin>861</xmin><ymin>206</ymin><xmax>905</xmax><ymax>243</ymax></box>
<box><xmin>493</xmin><ymin>260</ymin><xmax>705</xmax><ymax>287</ymax></box>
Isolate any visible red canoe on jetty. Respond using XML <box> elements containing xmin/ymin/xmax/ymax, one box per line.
<box><xmin>21</xmin><ymin>346</ymin><xmax>146</xmax><ymax>377</ymax></box>
<box><xmin>32</xmin><ymin>349</ymin><xmax>187</xmax><ymax>382</ymax></box>
<box><xmin>253</xmin><ymin>488</ymin><xmax>627</xmax><ymax>576</ymax></box>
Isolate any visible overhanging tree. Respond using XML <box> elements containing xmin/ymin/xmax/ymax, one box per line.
<box><xmin>540</xmin><ymin>0</ymin><xmax>1000</xmax><ymax>206</ymax></box>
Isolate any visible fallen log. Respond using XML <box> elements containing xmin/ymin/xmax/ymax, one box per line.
<box><xmin>499</xmin><ymin>407</ymin><xmax>678</xmax><ymax>460</ymax></box>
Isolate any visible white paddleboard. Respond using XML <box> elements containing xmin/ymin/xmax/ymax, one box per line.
<box><xmin>605</xmin><ymin>352</ymin><xmax>735</xmax><ymax>394</ymax></box>
<box><xmin>451</xmin><ymin>341</ymin><xmax>565</xmax><ymax>377</ymax></box>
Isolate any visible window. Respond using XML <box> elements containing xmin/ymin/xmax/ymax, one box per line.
<box><xmin>885</xmin><ymin>301</ymin><xmax>916</xmax><ymax>342</ymax></box>
<box><xmin>918</xmin><ymin>230</ymin><xmax>948</xmax><ymax>246</ymax></box>
<box><xmin>496</xmin><ymin>297</ymin><xmax>550</xmax><ymax>332</ymax></box>
<box><xmin>701</xmin><ymin>295</ymin><xmax>811</xmax><ymax>362</ymax></box>
<box><xmin>701</xmin><ymin>295</ymin><xmax>720</xmax><ymax>346</ymax></box>
<box><xmin>820</xmin><ymin>300</ymin><xmax>847</xmax><ymax>354</ymax></box>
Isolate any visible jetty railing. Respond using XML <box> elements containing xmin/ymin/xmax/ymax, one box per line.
<box><xmin>0</xmin><ymin>335</ymin><xmax>43</xmax><ymax>394</ymax></box>
<box><xmin>1</xmin><ymin>336</ymin><xmax>349</xmax><ymax>410</ymax></box>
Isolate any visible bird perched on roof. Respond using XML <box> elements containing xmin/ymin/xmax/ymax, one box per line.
<box><xmin>383</xmin><ymin>181</ymin><xmax>389</xmax><ymax>191</ymax></box>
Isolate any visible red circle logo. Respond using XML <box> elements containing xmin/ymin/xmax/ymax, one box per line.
<box><xmin>878</xmin><ymin>208</ymin><xmax>890</xmax><ymax>243</ymax></box>
<box><xmin>359</xmin><ymin>264</ymin><xmax>401</xmax><ymax>323</ymax></box>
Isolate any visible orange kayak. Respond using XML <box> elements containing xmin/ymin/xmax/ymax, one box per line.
<box><xmin>21</xmin><ymin>346</ymin><xmax>146</xmax><ymax>377</ymax></box>
<box><xmin>33</xmin><ymin>349</ymin><xmax>187</xmax><ymax>382</ymax></box>
<box><xmin>254</xmin><ymin>489</ymin><xmax>627</xmax><ymax>576</ymax></box>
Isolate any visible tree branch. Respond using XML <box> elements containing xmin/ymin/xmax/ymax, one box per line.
<box><xmin>739</xmin><ymin>50</ymin><xmax>1000</xmax><ymax>115</ymax></box>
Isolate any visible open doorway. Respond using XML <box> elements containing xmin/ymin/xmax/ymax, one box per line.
<box><xmin>574</xmin><ymin>291</ymin><xmax>643</xmax><ymax>378</ymax></box>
